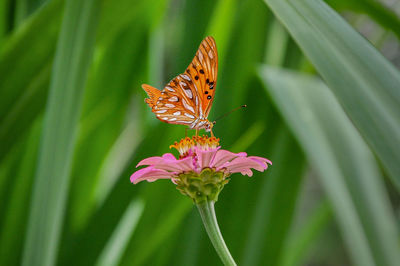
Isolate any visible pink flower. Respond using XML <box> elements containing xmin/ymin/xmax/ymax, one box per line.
<box><xmin>130</xmin><ymin>136</ymin><xmax>272</xmax><ymax>184</ymax></box>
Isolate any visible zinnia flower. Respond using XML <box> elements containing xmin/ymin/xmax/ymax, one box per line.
<box><xmin>130</xmin><ymin>135</ymin><xmax>272</xmax><ymax>203</ymax></box>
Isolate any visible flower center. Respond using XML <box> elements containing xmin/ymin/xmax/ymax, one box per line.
<box><xmin>169</xmin><ymin>135</ymin><xmax>220</xmax><ymax>158</ymax></box>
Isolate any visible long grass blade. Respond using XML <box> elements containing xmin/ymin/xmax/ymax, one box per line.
<box><xmin>241</xmin><ymin>126</ymin><xmax>305</xmax><ymax>266</ymax></box>
<box><xmin>279</xmin><ymin>200</ymin><xmax>332</xmax><ymax>266</ymax></box>
<box><xmin>260</xmin><ymin>66</ymin><xmax>400</xmax><ymax>266</ymax></box>
<box><xmin>22</xmin><ymin>1</ymin><xmax>100</xmax><ymax>265</ymax></box>
<box><xmin>0</xmin><ymin>0</ymin><xmax>63</xmax><ymax>162</ymax></box>
<box><xmin>326</xmin><ymin>0</ymin><xmax>400</xmax><ymax>39</ymax></box>
<box><xmin>0</xmin><ymin>120</ymin><xmax>41</xmax><ymax>265</ymax></box>
<box><xmin>263</xmin><ymin>0</ymin><xmax>400</xmax><ymax>188</ymax></box>
<box><xmin>96</xmin><ymin>199</ymin><xmax>145</xmax><ymax>266</ymax></box>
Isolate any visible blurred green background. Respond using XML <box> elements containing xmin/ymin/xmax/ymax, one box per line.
<box><xmin>0</xmin><ymin>0</ymin><xmax>399</xmax><ymax>265</ymax></box>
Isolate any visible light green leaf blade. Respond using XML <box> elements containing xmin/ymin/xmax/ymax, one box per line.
<box><xmin>205</xmin><ymin>0</ymin><xmax>238</xmax><ymax>63</ymax></box>
<box><xmin>96</xmin><ymin>199</ymin><xmax>145</xmax><ymax>266</ymax></box>
<box><xmin>280</xmin><ymin>199</ymin><xmax>332</xmax><ymax>266</ymax></box>
<box><xmin>241</xmin><ymin>126</ymin><xmax>305</xmax><ymax>266</ymax></box>
<box><xmin>0</xmin><ymin>119</ymin><xmax>41</xmax><ymax>266</ymax></box>
<box><xmin>263</xmin><ymin>0</ymin><xmax>400</xmax><ymax>188</ymax></box>
<box><xmin>326</xmin><ymin>0</ymin><xmax>400</xmax><ymax>39</ymax></box>
<box><xmin>0</xmin><ymin>0</ymin><xmax>62</xmax><ymax>162</ymax></box>
<box><xmin>22</xmin><ymin>1</ymin><xmax>100</xmax><ymax>265</ymax></box>
<box><xmin>259</xmin><ymin>66</ymin><xmax>400</xmax><ymax>266</ymax></box>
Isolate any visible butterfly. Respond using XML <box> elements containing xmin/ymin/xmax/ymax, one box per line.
<box><xmin>142</xmin><ymin>36</ymin><xmax>218</xmax><ymax>135</ymax></box>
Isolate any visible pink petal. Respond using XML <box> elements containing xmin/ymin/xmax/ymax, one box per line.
<box><xmin>249</xmin><ymin>156</ymin><xmax>272</xmax><ymax>165</ymax></box>
<box><xmin>197</xmin><ymin>147</ymin><xmax>218</xmax><ymax>170</ymax></box>
<box><xmin>136</xmin><ymin>153</ymin><xmax>177</xmax><ymax>167</ymax></box>
<box><xmin>211</xmin><ymin>149</ymin><xmax>247</xmax><ymax>168</ymax></box>
<box><xmin>248</xmin><ymin>156</ymin><xmax>272</xmax><ymax>169</ymax></box>
<box><xmin>154</xmin><ymin>156</ymin><xmax>194</xmax><ymax>172</ymax></box>
<box><xmin>240</xmin><ymin>168</ymin><xmax>254</xmax><ymax>177</ymax></box>
<box><xmin>221</xmin><ymin>157</ymin><xmax>267</xmax><ymax>175</ymax></box>
<box><xmin>136</xmin><ymin>156</ymin><xmax>163</xmax><ymax>167</ymax></box>
<box><xmin>130</xmin><ymin>167</ymin><xmax>172</xmax><ymax>184</ymax></box>
<box><xmin>162</xmin><ymin>153</ymin><xmax>177</xmax><ymax>160</ymax></box>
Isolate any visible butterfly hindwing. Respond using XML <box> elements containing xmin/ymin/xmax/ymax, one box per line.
<box><xmin>142</xmin><ymin>83</ymin><xmax>195</xmax><ymax>126</ymax></box>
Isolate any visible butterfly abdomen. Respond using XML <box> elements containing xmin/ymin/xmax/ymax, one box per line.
<box><xmin>142</xmin><ymin>84</ymin><xmax>162</xmax><ymax>108</ymax></box>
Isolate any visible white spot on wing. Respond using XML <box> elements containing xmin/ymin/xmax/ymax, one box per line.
<box><xmin>162</xmin><ymin>117</ymin><xmax>168</xmax><ymax>120</ymax></box>
<box><xmin>169</xmin><ymin>118</ymin><xmax>177</xmax><ymax>121</ymax></box>
<box><xmin>165</xmin><ymin>103</ymin><xmax>175</xmax><ymax>108</ymax></box>
<box><xmin>198</xmin><ymin>50</ymin><xmax>203</xmax><ymax>62</ymax></box>
<box><xmin>181</xmin><ymin>74</ymin><xmax>191</xmax><ymax>81</ymax></box>
<box><xmin>208</xmin><ymin>50</ymin><xmax>213</xmax><ymax>59</ymax></box>
<box><xmin>168</xmin><ymin>96</ymin><xmax>178</xmax><ymax>102</ymax></box>
<box><xmin>182</xmin><ymin>99</ymin><xmax>195</xmax><ymax>113</ymax></box>
<box><xmin>191</xmin><ymin>118</ymin><xmax>199</xmax><ymax>128</ymax></box>
<box><xmin>166</xmin><ymin>86</ymin><xmax>175</xmax><ymax>92</ymax></box>
<box><xmin>156</xmin><ymin>109</ymin><xmax>167</xmax><ymax>113</ymax></box>
<box><xmin>184</xmin><ymin>89</ymin><xmax>193</xmax><ymax>99</ymax></box>
<box><xmin>173</xmin><ymin>111</ymin><xmax>181</xmax><ymax>116</ymax></box>
<box><xmin>184</xmin><ymin>113</ymin><xmax>195</xmax><ymax>119</ymax></box>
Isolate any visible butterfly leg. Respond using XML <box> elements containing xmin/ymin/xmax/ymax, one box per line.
<box><xmin>210</xmin><ymin>130</ymin><xmax>214</xmax><ymax>138</ymax></box>
<box><xmin>195</xmin><ymin>129</ymin><xmax>199</xmax><ymax>137</ymax></box>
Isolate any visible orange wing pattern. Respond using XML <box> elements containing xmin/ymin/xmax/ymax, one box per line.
<box><xmin>142</xmin><ymin>36</ymin><xmax>218</xmax><ymax>129</ymax></box>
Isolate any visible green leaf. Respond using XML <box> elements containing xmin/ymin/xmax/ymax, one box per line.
<box><xmin>0</xmin><ymin>0</ymin><xmax>63</xmax><ymax>162</ymax></box>
<box><xmin>0</xmin><ymin>0</ymin><xmax>153</xmax><ymax>163</ymax></box>
<box><xmin>241</xmin><ymin>126</ymin><xmax>305</xmax><ymax>266</ymax></box>
<box><xmin>279</xmin><ymin>200</ymin><xmax>332</xmax><ymax>266</ymax></box>
<box><xmin>21</xmin><ymin>1</ymin><xmax>100</xmax><ymax>265</ymax></box>
<box><xmin>0</xmin><ymin>119</ymin><xmax>41</xmax><ymax>266</ymax></box>
<box><xmin>120</xmin><ymin>197</ymin><xmax>191</xmax><ymax>266</ymax></box>
<box><xmin>213</xmin><ymin>0</ymin><xmax>270</xmax><ymax>144</ymax></box>
<box><xmin>260</xmin><ymin>66</ymin><xmax>400</xmax><ymax>266</ymax></box>
<box><xmin>0</xmin><ymin>0</ymin><xmax>10</xmax><ymax>45</ymax></box>
<box><xmin>263</xmin><ymin>0</ymin><xmax>400</xmax><ymax>188</ymax></box>
<box><xmin>96</xmin><ymin>199</ymin><xmax>145</xmax><ymax>266</ymax></box>
<box><xmin>67</xmin><ymin>22</ymin><xmax>147</xmax><ymax>231</ymax></box>
<box><xmin>205</xmin><ymin>0</ymin><xmax>238</xmax><ymax>63</ymax></box>
<box><xmin>325</xmin><ymin>0</ymin><xmax>400</xmax><ymax>39</ymax></box>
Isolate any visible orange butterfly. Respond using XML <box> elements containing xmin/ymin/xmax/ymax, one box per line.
<box><xmin>142</xmin><ymin>36</ymin><xmax>218</xmax><ymax>136</ymax></box>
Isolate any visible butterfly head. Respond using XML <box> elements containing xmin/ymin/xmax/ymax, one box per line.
<box><xmin>204</xmin><ymin>120</ymin><xmax>214</xmax><ymax>132</ymax></box>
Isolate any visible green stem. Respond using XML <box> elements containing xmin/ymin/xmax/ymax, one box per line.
<box><xmin>196</xmin><ymin>201</ymin><xmax>237</xmax><ymax>266</ymax></box>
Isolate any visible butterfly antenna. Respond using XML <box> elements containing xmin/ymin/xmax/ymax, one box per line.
<box><xmin>213</xmin><ymin>105</ymin><xmax>247</xmax><ymax>122</ymax></box>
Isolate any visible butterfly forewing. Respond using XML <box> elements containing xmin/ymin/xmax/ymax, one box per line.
<box><xmin>143</xmin><ymin>36</ymin><xmax>218</xmax><ymax>128</ymax></box>
<box><xmin>186</xmin><ymin>36</ymin><xmax>218</xmax><ymax>118</ymax></box>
